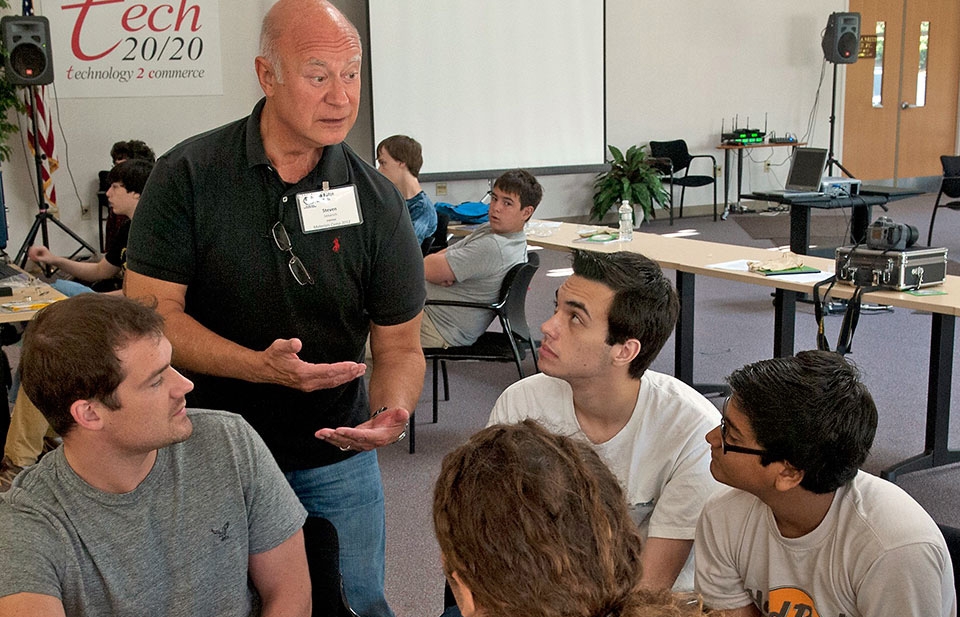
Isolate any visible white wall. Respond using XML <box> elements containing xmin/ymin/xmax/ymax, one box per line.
<box><xmin>0</xmin><ymin>0</ymin><xmax>845</xmax><ymax>258</ymax></box>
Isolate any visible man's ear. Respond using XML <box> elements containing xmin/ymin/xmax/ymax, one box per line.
<box><xmin>449</xmin><ymin>571</ymin><xmax>476</xmax><ymax>617</ymax></box>
<box><xmin>773</xmin><ymin>461</ymin><xmax>805</xmax><ymax>492</ymax></box>
<box><xmin>520</xmin><ymin>205</ymin><xmax>535</xmax><ymax>222</ymax></box>
<box><xmin>70</xmin><ymin>399</ymin><xmax>105</xmax><ymax>432</ymax></box>
<box><xmin>611</xmin><ymin>338</ymin><xmax>641</xmax><ymax>368</ymax></box>
<box><xmin>255</xmin><ymin>56</ymin><xmax>277</xmax><ymax>95</ymax></box>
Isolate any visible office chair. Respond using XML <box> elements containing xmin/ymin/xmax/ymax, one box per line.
<box><xmin>927</xmin><ymin>155</ymin><xmax>960</xmax><ymax>246</ymax></box>
<box><xmin>302</xmin><ymin>516</ymin><xmax>360</xmax><ymax>617</ymax></box>
<box><xmin>415</xmin><ymin>253</ymin><xmax>540</xmax><ymax>454</ymax></box>
<box><xmin>649</xmin><ymin>140</ymin><xmax>718</xmax><ymax>221</ymax></box>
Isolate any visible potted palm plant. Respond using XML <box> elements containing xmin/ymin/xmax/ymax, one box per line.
<box><xmin>591</xmin><ymin>144</ymin><xmax>669</xmax><ymax>224</ymax></box>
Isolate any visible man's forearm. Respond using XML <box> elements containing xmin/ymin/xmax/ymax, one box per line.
<box><xmin>161</xmin><ymin>308</ymin><xmax>266</xmax><ymax>382</ymax></box>
<box><xmin>124</xmin><ymin>271</ymin><xmax>264</xmax><ymax>383</ymax></box>
<box><xmin>368</xmin><ymin>318</ymin><xmax>425</xmax><ymax>414</ymax></box>
<box><xmin>638</xmin><ymin>537</ymin><xmax>693</xmax><ymax>590</ymax></box>
<box><xmin>368</xmin><ymin>345</ymin><xmax>425</xmax><ymax>413</ymax></box>
<box><xmin>50</xmin><ymin>257</ymin><xmax>118</xmax><ymax>283</ymax></box>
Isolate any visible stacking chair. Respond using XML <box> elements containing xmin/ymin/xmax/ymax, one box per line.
<box><xmin>927</xmin><ymin>155</ymin><xmax>960</xmax><ymax>246</ymax></box>
<box><xmin>419</xmin><ymin>236</ymin><xmax>434</xmax><ymax>256</ymax></box>
<box><xmin>649</xmin><ymin>140</ymin><xmax>718</xmax><ymax>221</ymax></box>
<box><xmin>415</xmin><ymin>252</ymin><xmax>540</xmax><ymax>453</ymax></box>
<box><xmin>302</xmin><ymin>516</ymin><xmax>360</xmax><ymax>617</ymax></box>
<box><xmin>429</xmin><ymin>211</ymin><xmax>450</xmax><ymax>254</ymax></box>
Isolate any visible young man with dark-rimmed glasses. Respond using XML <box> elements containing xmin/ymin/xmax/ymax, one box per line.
<box><xmin>695</xmin><ymin>350</ymin><xmax>955</xmax><ymax>617</ymax></box>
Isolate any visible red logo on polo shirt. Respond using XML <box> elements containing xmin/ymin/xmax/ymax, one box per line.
<box><xmin>332</xmin><ymin>238</ymin><xmax>340</xmax><ymax>253</ymax></box>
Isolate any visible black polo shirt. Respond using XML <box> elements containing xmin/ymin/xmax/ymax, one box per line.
<box><xmin>127</xmin><ymin>99</ymin><xmax>425</xmax><ymax>470</ymax></box>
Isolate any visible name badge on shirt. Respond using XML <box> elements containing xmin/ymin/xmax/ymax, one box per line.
<box><xmin>296</xmin><ymin>185</ymin><xmax>363</xmax><ymax>233</ymax></box>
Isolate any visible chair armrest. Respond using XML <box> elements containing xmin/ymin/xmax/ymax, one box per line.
<box><xmin>685</xmin><ymin>153</ymin><xmax>718</xmax><ymax>177</ymax></box>
<box><xmin>647</xmin><ymin>156</ymin><xmax>674</xmax><ymax>177</ymax></box>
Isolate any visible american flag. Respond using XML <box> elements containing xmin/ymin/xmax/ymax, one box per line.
<box><xmin>22</xmin><ymin>0</ymin><xmax>59</xmax><ymax>214</ymax></box>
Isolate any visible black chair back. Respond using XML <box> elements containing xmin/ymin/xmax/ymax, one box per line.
<box><xmin>302</xmin><ymin>516</ymin><xmax>359</xmax><ymax>617</ymax></box>
<box><xmin>430</xmin><ymin>211</ymin><xmax>450</xmax><ymax>254</ymax></box>
<box><xmin>650</xmin><ymin>140</ymin><xmax>693</xmax><ymax>173</ymax></box>
<box><xmin>941</xmin><ymin>155</ymin><xmax>960</xmax><ymax>199</ymax></box>
<box><xmin>501</xmin><ymin>252</ymin><xmax>539</xmax><ymax>344</ymax></box>
<box><xmin>420</xmin><ymin>236</ymin><xmax>435</xmax><ymax>256</ymax></box>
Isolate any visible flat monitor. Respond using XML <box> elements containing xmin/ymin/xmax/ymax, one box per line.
<box><xmin>785</xmin><ymin>147</ymin><xmax>829</xmax><ymax>191</ymax></box>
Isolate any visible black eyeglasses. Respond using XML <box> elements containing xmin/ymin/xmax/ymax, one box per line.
<box><xmin>271</xmin><ymin>221</ymin><xmax>315</xmax><ymax>286</ymax></box>
<box><xmin>719</xmin><ymin>397</ymin><xmax>766</xmax><ymax>457</ymax></box>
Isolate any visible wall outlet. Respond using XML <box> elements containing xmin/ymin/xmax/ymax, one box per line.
<box><xmin>80</xmin><ymin>204</ymin><xmax>91</xmax><ymax>220</ymax></box>
<box><xmin>436</xmin><ymin>182</ymin><xmax>448</xmax><ymax>196</ymax></box>
<box><xmin>763</xmin><ymin>161</ymin><xmax>771</xmax><ymax>173</ymax></box>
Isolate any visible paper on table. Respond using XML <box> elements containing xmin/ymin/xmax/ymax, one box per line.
<box><xmin>708</xmin><ymin>259</ymin><xmax>834</xmax><ymax>283</ymax></box>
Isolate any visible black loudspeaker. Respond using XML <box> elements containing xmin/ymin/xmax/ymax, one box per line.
<box><xmin>822</xmin><ymin>12</ymin><xmax>861</xmax><ymax>64</ymax></box>
<box><xmin>1</xmin><ymin>15</ymin><xmax>53</xmax><ymax>86</ymax></box>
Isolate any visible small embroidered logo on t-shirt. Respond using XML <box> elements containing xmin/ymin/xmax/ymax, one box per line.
<box><xmin>332</xmin><ymin>237</ymin><xmax>341</xmax><ymax>253</ymax></box>
<box><xmin>211</xmin><ymin>522</ymin><xmax>230</xmax><ymax>542</ymax></box>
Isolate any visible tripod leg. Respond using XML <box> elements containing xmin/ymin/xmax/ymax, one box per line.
<box><xmin>14</xmin><ymin>214</ymin><xmax>45</xmax><ymax>268</ymax></box>
<box><xmin>47</xmin><ymin>215</ymin><xmax>97</xmax><ymax>255</ymax></box>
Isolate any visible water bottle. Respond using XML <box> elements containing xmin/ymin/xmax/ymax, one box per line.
<box><xmin>618</xmin><ymin>199</ymin><xmax>633</xmax><ymax>242</ymax></box>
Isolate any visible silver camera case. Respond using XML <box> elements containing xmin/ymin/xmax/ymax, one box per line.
<box><xmin>835</xmin><ymin>246</ymin><xmax>948</xmax><ymax>291</ymax></box>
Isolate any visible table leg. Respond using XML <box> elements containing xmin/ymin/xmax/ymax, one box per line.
<box><xmin>675</xmin><ymin>272</ymin><xmax>729</xmax><ymax>397</ymax></box>
<box><xmin>773</xmin><ymin>289</ymin><xmax>796</xmax><ymax>358</ymax></box>
<box><xmin>675</xmin><ymin>272</ymin><xmax>694</xmax><ymax>385</ymax></box>
<box><xmin>881</xmin><ymin>313</ymin><xmax>959</xmax><ymax>481</ymax></box>
<box><xmin>736</xmin><ymin>149</ymin><xmax>744</xmax><ymax>208</ymax></box>
<box><xmin>790</xmin><ymin>204</ymin><xmax>811</xmax><ymax>255</ymax></box>
<box><xmin>721</xmin><ymin>150</ymin><xmax>732</xmax><ymax>220</ymax></box>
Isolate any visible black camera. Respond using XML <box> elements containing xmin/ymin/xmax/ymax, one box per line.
<box><xmin>865</xmin><ymin>217</ymin><xmax>918</xmax><ymax>251</ymax></box>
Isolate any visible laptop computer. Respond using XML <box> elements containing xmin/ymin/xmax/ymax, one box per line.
<box><xmin>754</xmin><ymin>147</ymin><xmax>829</xmax><ymax>199</ymax></box>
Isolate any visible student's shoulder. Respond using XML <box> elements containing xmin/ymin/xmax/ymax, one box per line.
<box><xmin>185</xmin><ymin>409</ymin><xmax>256</xmax><ymax>443</ymax></box>
<box><xmin>491</xmin><ymin>374</ymin><xmax>572</xmax><ymax>423</ymax></box>
<box><xmin>642</xmin><ymin>370</ymin><xmax>721</xmax><ymax>422</ymax></box>
<box><xmin>844</xmin><ymin>472</ymin><xmax>944</xmax><ymax>547</ymax></box>
<box><xmin>501</xmin><ymin>373</ymin><xmax>570</xmax><ymax>399</ymax></box>
<box><xmin>703</xmin><ymin>485</ymin><xmax>762</xmax><ymax>518</ymax></box>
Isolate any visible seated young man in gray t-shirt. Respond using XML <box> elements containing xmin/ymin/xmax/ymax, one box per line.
<box><xmin>0</xmin><ymin>294</ymin><xmax>309</xmax><ymax>617</ymax></box>
<box><xmin>420</xmin><ymin>169</ymin><xmax>543</xmax><ymax>348</ymax></box>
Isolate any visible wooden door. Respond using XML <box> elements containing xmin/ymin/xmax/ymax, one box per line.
<box><xmin>843</xmin><ymin>0</ymin><xmax>960</xmax><ymax>181</ymax></box>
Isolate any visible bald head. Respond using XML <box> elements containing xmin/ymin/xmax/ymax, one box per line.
<box><xmin>260</xmin><ymin>0</ymin><xmax>360</xmax><ymax>83</ymax></box>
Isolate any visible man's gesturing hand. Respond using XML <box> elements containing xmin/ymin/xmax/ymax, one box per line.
<box><xmin>315</xmin><ymin>407</ymin><xmax>410</xmax><ymax>452</ymax></box>
<box><xmin>261</xmin><ymin>338</ymin><xmax>366</xmax><ymax>391</ymax></box>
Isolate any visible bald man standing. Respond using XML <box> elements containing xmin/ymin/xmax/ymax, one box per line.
<box><xmin>126</xmin><ymin>2</ymin><xmax>425</xmax><ymax>615</ymax></box>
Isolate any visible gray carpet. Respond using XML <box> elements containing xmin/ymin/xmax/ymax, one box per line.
<box><xmin>379</xmin><ymin>192</ymin><xmax>960</xmax><ymax>616</ymax></box>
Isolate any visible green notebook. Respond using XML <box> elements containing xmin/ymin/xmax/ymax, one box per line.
<box><xmin>758</xmin><ymin>265</ymin><xmax>821</xmax><ymax>276</ymax></box>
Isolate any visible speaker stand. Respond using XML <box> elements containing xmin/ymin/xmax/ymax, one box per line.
<box><xmin>13</xmin><ymin>86</ymin><xmax>95</xmax><ymax>269</ymax></box>
<box><xmin>826</xmin><ymin>62</ymin><xmax>855</xmax><ymax>179</ymax></box>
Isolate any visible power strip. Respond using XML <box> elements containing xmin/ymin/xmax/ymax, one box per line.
<box><xmin>769</xmin><ymin>137</ymin><xmax>797</xmax><ymax>144</ymax></box>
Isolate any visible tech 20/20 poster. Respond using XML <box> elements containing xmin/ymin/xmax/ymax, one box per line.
<box><xmin>48</xmin><ymin>0</ymin><xmax>222</xmax><ymax>98</ymax></box>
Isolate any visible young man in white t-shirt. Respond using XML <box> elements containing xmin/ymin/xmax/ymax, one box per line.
<box><xmin>695</xmin><ymin>350</ymin><xmax>956</xmax><ymax>617</ymax></box>
<box><xmin>489</xmin><ymin>249</ymin><xmax>721</xmax><ymax>591</ymax></box>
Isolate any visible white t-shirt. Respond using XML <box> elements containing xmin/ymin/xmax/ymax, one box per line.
<box><xmin>695</xmin><ymin>471</ymin><xmax>957</xmax><ymax>617</ymax></box>
<box><xmin>489</xmin><ymin>370</ymin><xmax>722</xmax><ymax>591</ymax></box>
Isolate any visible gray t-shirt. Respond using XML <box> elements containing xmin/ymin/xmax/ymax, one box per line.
<box><xmin>424</xmin><ymin>223</ymin><xmax>527</xmax><ymax>346</ymax></box>
<box><xmin>0</xmin><ymin>409</ymin><xmax>307</xmax><ymax>617</ymax></box>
